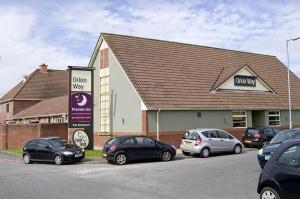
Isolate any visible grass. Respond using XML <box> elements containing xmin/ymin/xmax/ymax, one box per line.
<box><xmin>2</xmin><ymin>148</ymin><xmax>102</xmax><ymax>158</ymax></box>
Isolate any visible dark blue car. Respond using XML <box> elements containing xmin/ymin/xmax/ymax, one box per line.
<box><xmin>257</xmin><ymin>129</ymin><xmax>300</xmax><ymax>168</ymax></box>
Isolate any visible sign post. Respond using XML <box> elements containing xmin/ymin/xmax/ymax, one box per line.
<box><xmin>68</xmin><ymin>66</ymin><xmax>94</xmax><ymax>149</ymax></box>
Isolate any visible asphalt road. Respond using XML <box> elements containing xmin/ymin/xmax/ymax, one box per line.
<box><xmin>0</xmin><ymin>150</ymin><xmax>260</xmax><ymax>199</ymax></box>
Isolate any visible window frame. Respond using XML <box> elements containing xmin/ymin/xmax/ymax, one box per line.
<box><xmin>232</xmin><ymin>111</ymin><xmax>247</xmax><ymax>128</ymax></box>
<box><xmin>268</xmin><ymin>110</ymin><xmax>281</xmax><ymax>126</ymax></box>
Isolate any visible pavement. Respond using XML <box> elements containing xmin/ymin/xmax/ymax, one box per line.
<box><xmin>0</xmin><ymin>148</ymin><xmax>260</xmax><ymax>199</ymax></box>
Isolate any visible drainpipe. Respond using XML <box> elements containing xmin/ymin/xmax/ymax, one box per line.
<box><xmin>156</xmin><ymin>108</ymin><xmax>161</xmax><ymax>141</ymax></box>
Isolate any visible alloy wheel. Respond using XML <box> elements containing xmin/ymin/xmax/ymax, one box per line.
<box><xmin>54</xmin><ymin>155</ymin><xmax>63</xmax><ymax>165</ymax></box>
<box><xmin>23</xmin><ymin>154</ymin><xmax>31</xmax><ymax>164</ymax></box>
<box><xmin>162</xmin><ymin>151</ymin><xmax>171</xmax><ymax>161</ymax></box>
<box><xmin>261</xmin><ymin>191</ymin><xmax>277</xmax><ymax>199</ymax></box>
<box><xmin>234</xmin><ymin>145</ymin><xmax>242</xmax><ymax>154</ymax></box>
<box><xmin>201</xmin><ymin>148</ymin><xmax>210</xmax><ymax>158</ymax></box>
<box><xmin>116</xmin><ymin>154</ymin><xmax>127</xmax><ymax>165</ymax></box>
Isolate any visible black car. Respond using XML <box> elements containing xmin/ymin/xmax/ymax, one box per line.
<box><xmin>257</xmin><ymin>138</ymin><xmax>300</xmax><ymax>199</ymax></box>
<box><xmin>102</xmin><ymin>136</ymin><xmax>176</xmax><ymax>165</ymax></box>
<box><xmin>242</xmin><ymin>127</ymin><xmax>280</xmax><ymax>148</ymax></box>
<box><xmin>23</xmin><ymin>137</ymin><xmax>85</xmax><ymax>165</ymax></box>
<box><xmin>257</xmin><ymin>129</ymin><xmax>300</xmax><ymax>168</ymax></box>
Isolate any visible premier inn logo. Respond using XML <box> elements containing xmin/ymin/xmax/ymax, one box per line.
<box><xmin>234</xmin><ymin>75</ymin><xmax>256</xmax><ymax>87</ymax></box>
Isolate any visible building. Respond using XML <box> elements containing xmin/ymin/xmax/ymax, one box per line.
<box><xmin>88</xmin><ymin>33</ymin><xmax>300</xmax><ymax>148</ymax></box>
<box><xmin>0</xmin><ymin>64</ymin><xmax>68</xmax><ymax>124</ymax></box>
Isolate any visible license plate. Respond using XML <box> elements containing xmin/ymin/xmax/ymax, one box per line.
<box><xmin>265</xmin><ymin>155</ymin><xmax>271</xmax><ymax>160</ymax></box>
<box><xmin>103</xmin><ymin>153</ymin><xmax>107</xmax><ymax>157</ymax></box>
<box><xmin>245</xmin><ymin>140</ymin><xmax>252</xmax><ymax>144</ymax></box>
<box><xmin>75</xmin><ymin>153</ymin><xmax>83</xmax><ymax>158</ymax></box>
<box><xmin>185</xmin><ymin>141</ymin><xmax>192</xmax><ymax>145</ymax></box>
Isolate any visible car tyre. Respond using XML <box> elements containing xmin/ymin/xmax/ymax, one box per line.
<box><xmin>54</xmin><ymin>155</ymin><xmax>63</xmax><ymax>165</ymax></box>
<box><xmin>233</xmin><ymin>144</ymin><xmax>242</xmax><ymax>154</ymax></box>
<box><xmin>114</xmin><ymin>153</ymin><xmax>127</xmax><ymax>165</ymax></box>
<box><xmin>23</xmin><ymin>153</ymin><xmax>32</xmax><ymax>164</ymax></box>
<box><xmin>161</xmin><ymin>150</ymin><xmax>172</xmax><ymax>161</ymax></box>
<box><xmin>200</xmin><ymin>148</ymin><xmax>210</xmax><ymax>158</ymax></box>
<box><xmin>260</xmin><ymin>186</ymin><xmax>280</xmax><ymax>199</ymax></box>
<box><xmin>182</xmin><ymin>151</ymin><xmax>190</xmax><ymax>156</ymax></box>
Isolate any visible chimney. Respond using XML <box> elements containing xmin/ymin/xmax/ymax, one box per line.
<box><xmin>39</xmin><ymin>63</ymin><xmax>48</xmax><ymax>73</ymax></box>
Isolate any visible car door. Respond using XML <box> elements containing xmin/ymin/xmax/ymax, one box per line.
<box><xmin>275</xmin><ymin>144</ymin><xmax>300</xmax><ymax>199</ymax></box>
<box><xmin>120</xmin><ymin>138</ymin><xmax>139</xmax><ymax>161</ymax></box>
<box><xmin>216</xmin><ymin>130</ymin><xmax>235</xmax><ymax>152</ymax></box>
<box><xmin>36</xmin><ymin>141</ymin><xmax>53</xmax><ymax>161</ymax></box>
<box><xmin>206</xmin><ymin>130</ymin><xmax>222</xmax><ymax>152</ymax></box>
<box><xmin>25</xmin><ymin>141</ymin><xmax>38</xmax><ymax>160</ymax></box>
<box><xmin>264</xmin><ymin>128</ymin><xmax>275</xmax><ymax>141</ymax></box>
<box><xmin>134</xmin><ymin>137</ymin><xmax>159</xmax><ymax>160</ymax></box>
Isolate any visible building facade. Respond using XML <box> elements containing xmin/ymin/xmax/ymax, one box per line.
<box><xmin>87</xmin><ymin>33</ymin><xmax>300</xmax><ymax>148</ymax></box>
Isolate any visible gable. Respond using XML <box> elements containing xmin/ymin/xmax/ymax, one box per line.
<box><xmin>215</xmin><ymin>66</ymin><xmax>274</xmax><ymax>93</ymax></box>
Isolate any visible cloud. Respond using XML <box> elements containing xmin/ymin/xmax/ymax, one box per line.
<box><xmin>0</xmin><ymin>0</ymin><xmax>299</xmax><ymax>96</ymax></box>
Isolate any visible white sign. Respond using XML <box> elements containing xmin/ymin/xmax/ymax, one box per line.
<box><xmin>73</xmin><ymin>130</ymin><xmax>90</xmax><ymax>148</ymax></box>
<box><xmin>71</xmin><ymin>70</ymin><xmax>92</xmax><ymax>92</ymax></box>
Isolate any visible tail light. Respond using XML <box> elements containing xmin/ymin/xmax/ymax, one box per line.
<box><xmin>195</xmin><ymin>136</ymin><xmax>202</xmax><ymax>146</ymax></box>
<box><xmin>108</xmin><ymin>144</ymin><xmax>117</xmax><ymax>152</ymax></box>
<box><xmin>254</xmin><ymin>133</ymin><xmax>262</xmax><ymax>139</ymax></box>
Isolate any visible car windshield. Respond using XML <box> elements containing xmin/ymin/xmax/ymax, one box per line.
<box><xmin>270</xmin><ymin>130</ymin><xmax>300</xmax><ymax>144</ymax></box>
<box><xmin>49</xmin><ymin>138</ymin><xmax>67</xmax><ymax>147</ymax></box>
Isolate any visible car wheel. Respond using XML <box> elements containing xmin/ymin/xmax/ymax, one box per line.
<box><xmin>182</xmin><ymin>151</ymin><xmax>190</xmax><ymax>156</ymax></box>
<box><xmin>233</xmin><ymin>144</ymin><xmax>242</xmax><ymax>154</ymax></box>
<box><xmin>23</xmin><ymin>153</ymin><xmax>32</xmax><ymax>164</ymax></box>
<box><xmin>260</xmin><ymin>186</ymin><xmax>280</xmax><ymax>199</ymax></box>
<box><xmin>114</xmin><ymin>153</ymin><xmax>127</xmax><ymax>165</ymax></box>
<box><xmin>54</xmin><ymin>155</ymin><xmax>63</xmax><ymax>165</ymax></box>
<box><xmin>161</xmin><ymin>150</ymin><xmax>172</xmax><ymax>161</ymax></box>
<box><xmin>200</xmin><ymin>148</ymin><xmax>210</xmax><ymax>158</ymax></box>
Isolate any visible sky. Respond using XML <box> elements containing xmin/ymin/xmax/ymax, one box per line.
<box><xmin>0</xmin><ymin>0</ymin><xmax>299</xmax><ymax>96</ymax></box>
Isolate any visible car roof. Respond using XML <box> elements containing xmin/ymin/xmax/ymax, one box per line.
<box><xmin>187</xmin><ymin>128</ymin><xmax>223</xmax><ymax>132</ymax></box>
<box><xmin>27</xmin><ymin>136</ymin><xmax>63</xmax><ymax>142</ymax></box>
<box><xmin>114</xmin><ymin>135</ymin><xmax>149</xmax><ymax>141</ymax></box>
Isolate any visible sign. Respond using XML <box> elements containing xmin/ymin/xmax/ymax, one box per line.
<box><xmin>68</xmin><ymin>66</ymin><xmax>94</xmax><ymax>149</ymax></box>
<box><xmin>73</xmin><ymin>130</ymin><xmax>89</xmax><ymax>148</ymax></box>
<box><xmin>234</xmin><ymin>75</ymin><xmax>256</xmax><ymax>87</ymax></box>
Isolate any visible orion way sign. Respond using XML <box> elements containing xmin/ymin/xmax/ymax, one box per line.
<box><xmin>234</xmin><ymin>75</ymin><xmax>256</xmax><ymax>87</ymax></box>
<box><xmin>68</xmin><ymin>66</ymin><xmax>94</xmax><ymax>149</ymax></box>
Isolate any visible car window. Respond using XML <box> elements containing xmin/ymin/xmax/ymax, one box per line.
<box><xmin>202</xmin><ymin>131</ymin><xmax>209</xmax><ymax>138</ymax></box>
<box><xmin>183</xmin><ymin>131</ymin><xmax>190</xmax><ymax>139</ymax></box>
<box><xmin>135</xmin><ymin>137</ymin><xmax>144</xmax><ymax>144</ymax></box>
<box><xmin>37</xmin><ymin>141</ymin><xmax>49</xmax><ymax>149</ymax></box>
<box><xmin>274</xmin><ymin>128</ymin><xmax>281</xmax><ymax>134</ymax></box>
<box><xmin>208</xmin><ymin>131</ymin><xmax>218</xmax><ymax>138</ymax></box>
<box><xmin>122</xmin><ymin>138</ymin><xmax>136</xmax><ymax>145</ymax></box>
<box><xmin>144</xmin><ymin>138</ymin><xmax>155</xmax><ymax>146</ymax></box>
<box><xmin>264</xmin><ymin>128</ymin><xmax>274</xmax><ymax>136</ymax></box>
<box><xmin>26</xmin><ymin>141</ymin><xmax>37</xmax><ymax>149</ymax></box>
<box><xmin>187</xmin><ymin>132</ymin><xmax>198</xmax><ymax>140</ymax></box>
<box><xmin>277</xmin><ymin>144</ymin><xmax>300</xmax><ymax>167</ymax></box>
<box><xmin>217</xmin><ymin>131</ymin><xmax>229</xmax><ymax>139</ymax></box>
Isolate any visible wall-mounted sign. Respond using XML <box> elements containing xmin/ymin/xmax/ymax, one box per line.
<box><xmin>68</xmin><ymin>66</ymin><xmax>94</xmax><ymax>149</ymax></box>
<box><xmin>73</xmin><ymin>130</ymin><xmax>89</xmax><ymax>148</ymax></box>
<box><xmin>234</xmin><ymin>75</ymin><xmax>256</xmax><ymax>87</ymax></box>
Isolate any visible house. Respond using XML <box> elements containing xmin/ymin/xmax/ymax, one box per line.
<box><xmin>0</xmin><ymin>64</ymin><xmax>69</xmax><ymax>124</ymax></box>
<box><xmin>88</xmin><ymin>33</ymin><xmax>300</xmax><ymax>147</ymax></box>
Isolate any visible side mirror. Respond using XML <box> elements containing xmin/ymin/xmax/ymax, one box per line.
<box><xmin>45</xmin><ymin>145</ymin><xmax>51</xmax><ymax>149</ymax></box>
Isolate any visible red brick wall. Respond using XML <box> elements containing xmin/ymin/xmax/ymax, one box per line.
<box><xmin>0</xmin><ymin>123</ymin><xmax>68</xmax><ymax>149</ymax></box>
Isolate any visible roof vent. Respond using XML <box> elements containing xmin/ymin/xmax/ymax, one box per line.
<box><xmin>39</xmin><ymin>63</ymin><xmax>48</xmax><ymax>73</ymax></box>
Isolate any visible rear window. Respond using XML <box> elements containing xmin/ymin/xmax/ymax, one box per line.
<box><xmin>183</xmin><ymin>131</ymin><xmax>190</xmax><ymax>139</ymax></box>
<box><xmin>106</xmin><ymin>138</ymin><xmax>119</xmax><ymax>146</ymax></box>
<box><xmin>247</xmin><ymin>129</ymin><xmax>261</xmax><ymax>134</ymax></box>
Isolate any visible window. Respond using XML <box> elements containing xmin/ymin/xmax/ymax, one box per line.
<box><xmin>144</xmin><ymin>138</ymin><xmax>155</xmax><ymax>146</ymax></box>
<box><xmin>100</xmin><ymin>76</ymin><xmax>109</xmax><ymax>132</ymax></box>
<box><xmin>268</xmin><ymin>111</ymin><xmax>280</xmax><ymax>126</ymax></box>
<box><xmin>100</xmin><ymin>48</ymin><xmax>109</xmax><ymax>69</ymax></box>
<box><xmin>6</xmin><ymin>103</ymin><xmax>9</xmax><ymax>113</ymax></box>
<box><xmin>277</xmin><ymin>144</ymin><xmax>300</xmax><ymax>167</ymax></box>
<box><xmin>26</xmin><ymin>141</ymin><xmax>37</xmax><ymax>149</ymax></box>
<box><xmin>187</xmin><ymin>132</ymin><xmax>198</xmax><ymax>140</ymax></box>
<box><xmin>217</xmin><ymin>131</ymin><xmax>229</xmax><ymax>139</ymax></box>
<box><xmin>264</xmin><ymin>128</ymin><xmax>274</xmax><ymax>136</ymax></box>
<box><xmin>232</xmin><ymin>111</ymin><xmax>247</xmax><ymax>128</ymax></box>
<box><xmin>123</xmin><ymin>138</ymin><xmax>135</xmax><ymax>145</ymax></box>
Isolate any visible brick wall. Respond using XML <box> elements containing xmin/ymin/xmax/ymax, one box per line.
<box><xmin>0</xmin><ymin>123</ymin><xmax>68</xmax><ymax>150</ymax></box>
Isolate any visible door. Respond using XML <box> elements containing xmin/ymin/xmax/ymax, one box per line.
<box><xmin>206</xmin><ymin>130</ymin><xmax>222</xmax><ymax>152</ymax></box>
<box><xmin>36</xmin><ymin>141</ymin><xmax>53</xmax><ymax>161</ymax></box>
<box><xmin>26</xmin><ymin>141</ymin><xmax>38</xmax><ymax>160</ymax></box>
<box><xmin>120</xmin><ymin>138</ymin><xmax>138</xmax><ymax>161</ymax></box>
<box><xmin>134</xmin><ymin>137</ymin><xmax>160</xmax><ymax>160</ymax></box>
<box><xmin>275</xmin><ymin>144</ymin><xmax>300</xmax><ymax>199</ymax></box>
<box><xmin>216</xmin><ymin>130</ymin><xmax>235</xmax><ymax>152</ymax></box>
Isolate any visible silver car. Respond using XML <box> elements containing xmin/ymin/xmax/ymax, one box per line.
<box><xmin>180</xmin><ymin>128</ymin><xmax>243</xmax><ymax>158</ymax></box>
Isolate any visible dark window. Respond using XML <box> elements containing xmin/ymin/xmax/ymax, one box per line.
<box><xmin>183</xmin><ymin>131</ymin><xmax>190</xmax><ymax>139</ymax></box>
<box><xmin>26</xmin><ymin>141</ymin><xmax>37</xmax><ymax>149</ymax></box>
<box><xmin>187</xmin><ymin>132</ymin><xmax>198</xmax><ymax>140</ymax></box>
<box><xmin>202</xmin><ymin>131</ymin><xmax>209</xmax><ymax>138</ymax></box>
<box><xmin>274</xmin><ymin>128</ymin><xmax>280</xmax><ymax>134</ymax></box>
<box><xmin>6</xmin><ymin>104</ymin><xmax>9</xmax><ymax>113</ymax></box>
<box><xmin>208</xmin><ymin>131</ymin><xmax>218</xmax><ymax>138</ymax></box>
<box><xmin>277</xmin><ymin>144</ymin><xmax>300</xmax><ymax>167</ymax></box>
<box><xmin>135</xmin><ymin>137</ymin><xmax>144</xmax><ymax>144</ymax></box>
<box><xmin>48</xmin><ymin>138</ymin><xmax>67</xmax><ymax>147</ymax></box>
<box><xmin>37</xmin><ymin>141</ymin><xmax>49</xmax><ymax>149</ymax></box>
<box><xmin>123</xmin><ymin>138</ymin><xmax>135</xmax><ymax>145</ymax></box>
<box><xmin>264</xmin><ymin>128</ymin><xmax>274</xmax><ymax>136</ymax></box>
<box><xmin>217</xmin><ymin>131</ymin><xmax>230</xmax><ymax>139</ymax></box>
<box><xmin>144</xmin><ymin>138</ymin><xmax>155</xmax><ymax>146</ymax></box>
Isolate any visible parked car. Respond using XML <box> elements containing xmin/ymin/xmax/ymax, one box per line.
<box><xmin>242</xmin><ymin>127</ymin><xmax>280</xmax><ymax>148</ymax></box>
<box><xmin>180</xmin><ymin>128</ymin><xmax>243</xmax><ymax>158</ymax></box>
<box><xmin>257</xmin><ymin>138</ymin><xmax>300</xmax><ymax>199</ymax></box>
<box><xmin>102</xmin><ymin>136</ymin><xmax>176</xmax><ymax>165</ymax></box>
<box><xmin>23</xmin><ymin>137</ymin><xmax>85</xmax><ymax>165</ymax></box>
<box><xmin>257</xmin><ymin>129</ymin><xmax>300</xmax><ymax>168</ymax></box>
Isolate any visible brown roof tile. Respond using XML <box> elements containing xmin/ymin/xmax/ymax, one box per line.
<box><xmin>13</xmin><ymin>95</ymin><xmax>68</xmax><ymax>118</ymax></box>
<box><xmin>101</xmin><ymin>33</ymin><xmax>300</xmax><ymax>110</ymax></box>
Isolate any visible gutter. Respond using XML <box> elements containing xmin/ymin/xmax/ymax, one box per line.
<box><xmin>156</xmin><ymin>108</ymin><xmax>161</xmax><ymax>141</ymax></box>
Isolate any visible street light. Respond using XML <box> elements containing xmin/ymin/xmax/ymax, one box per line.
<box><xmin>286</xmin><ymin>37</ymin><xmax>300</xmax><ymax>129</ymax></box>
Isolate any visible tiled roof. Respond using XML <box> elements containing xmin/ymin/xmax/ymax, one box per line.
<box><xmin>101</xmin><ymin>33</ymin><xmax>300</xmax><ymax>110</ymax></box>
<box><xmin>13</xmin><ymin>95</ymin><xmax>68</xmax><ymax>119</ymax></box>
<box><xmin>0</xmin><ymin>69</ymin><xmax>68</xmax><ymax>103</ymax></box>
